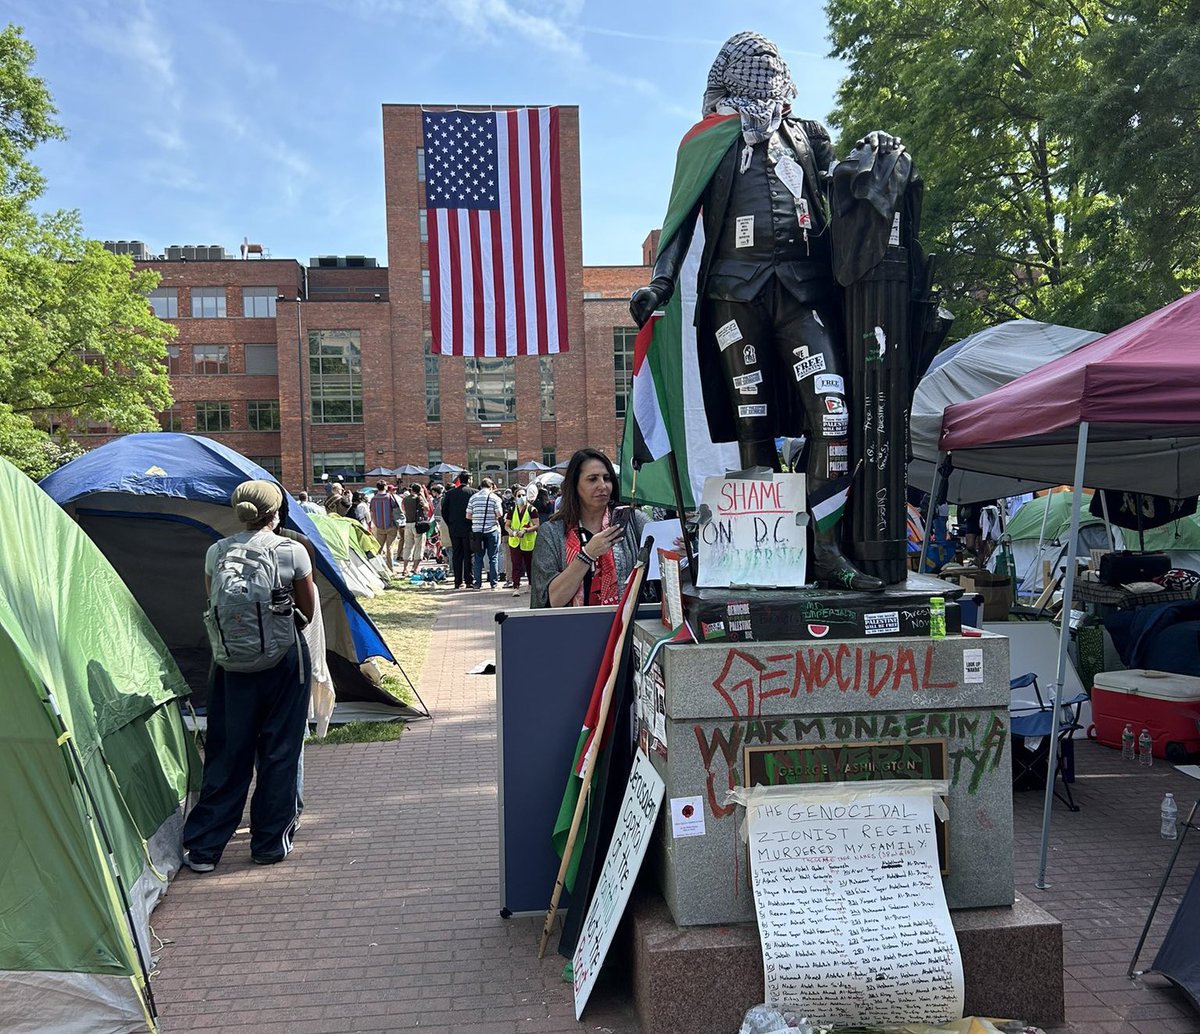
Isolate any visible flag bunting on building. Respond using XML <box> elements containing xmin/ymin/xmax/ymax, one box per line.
<box><xmin>423</xmin><ymin>106</ymin><xmax>569</xmax><ymax>356</ymax></box>
<box><xmin>551</xmin><ymin>564</ymin><xmax>641</xmax><ymax>892</ymax></box>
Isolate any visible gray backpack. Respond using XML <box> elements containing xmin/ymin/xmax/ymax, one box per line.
<box><xmin>204</xmin><ymin>538</ymin><xmax>296</xmax><ymax>672</ymax></box>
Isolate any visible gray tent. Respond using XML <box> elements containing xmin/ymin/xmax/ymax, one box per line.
<box><xmin>910</xmin><ymin>320</ymin><xmax>1102</xmax><ymax>501</ymax></box>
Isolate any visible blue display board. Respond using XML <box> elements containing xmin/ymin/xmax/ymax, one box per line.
<box><xmin>495</xmin><ymin>604</ymin><xmax>657</xmax><ymax>917</ymax></box>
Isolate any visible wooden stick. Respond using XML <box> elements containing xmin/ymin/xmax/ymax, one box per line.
<box><xmin>537</xmin><ymin>550</ymin><xmax>649</xmax><ymax>960</ymax></box>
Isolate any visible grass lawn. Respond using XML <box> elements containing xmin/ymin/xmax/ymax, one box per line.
<box><xmin>307</xmin><ymin>579</ymin><xmax>444</xmax><ymax>746</ymax></box>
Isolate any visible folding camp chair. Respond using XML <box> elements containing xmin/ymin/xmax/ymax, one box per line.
<box><xmin>1009</xmin><ymin>672</ymin><xmax>1089</xmax><ymax>812</ymax></box>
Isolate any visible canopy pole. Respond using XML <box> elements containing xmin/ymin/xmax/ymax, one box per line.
<box><xmin>1098</xmin><ymin>490</ymin><xmax>1117</xmax><ymax>552</ymax></box>
<box><xmin>1037</xmin><ymin>421</ymin><xmax>1089</xmax><ymax>890</ymax></box>
<box><xmin>1027</xmin><ymin>489</ymin><xmax>1054</xmax><ymax>597</ymax></box>
<box><xmin>916</xmin><ymin>458</ymin><xmax>945</xmax><ymax>578</ymax></box>
<box><xmin>918</xmin><ymin>456</ymin><xmax>946</xmax><ymax>574</ymax></box>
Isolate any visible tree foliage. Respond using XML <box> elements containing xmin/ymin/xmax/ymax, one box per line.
<box><xmin>824</xmin><ymin>0</ymin><xmax>1200</xmax><ymax>337</ymax></box>
<box><xmin>0</xmin><ymin>24</ymin><xmax>174</xmax><ymax>480</ymax></box>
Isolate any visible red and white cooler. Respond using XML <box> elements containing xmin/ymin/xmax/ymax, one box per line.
<box><xmin>1091</xmin><ymin>669</ymin><xmax>1200</xmax><ymax>762</ymax></box>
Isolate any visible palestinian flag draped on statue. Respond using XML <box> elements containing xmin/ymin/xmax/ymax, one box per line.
<box><xmin>619</xmin><ymin>114</ymin><xmax>743</xmax><ymax>509</ymax></box>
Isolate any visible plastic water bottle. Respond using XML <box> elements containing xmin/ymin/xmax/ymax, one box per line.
<box><xmin>1122</xmin><ymin>723</ymin><xmax>1136</xmax><ymax>761</ymax></box>
<box><xmin>1139</xmin><ymin>728</ymin><xmax>1154</xmax><ymax>767</ymax></box>
<box><xmin>929</xmin><ymin>597</ymin><xmax>946</xmax><ymax>639</ymax></box>
<box><xmin>1162</xmin><ymin>793</ymin><xmax>1179</xmax><ymax>840</ymax></box>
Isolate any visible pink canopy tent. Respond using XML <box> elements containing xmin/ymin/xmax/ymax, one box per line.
<box><xmin>935</xmin><ymin>290</ymin><xmax>1200</xmax><ymax>892</ymax></box>
<box><xmin>939</xmin><ymin>291</ymin><xmax>1200</xmax><ymax>497</ymax></box>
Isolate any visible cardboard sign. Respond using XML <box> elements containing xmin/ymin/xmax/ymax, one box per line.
<box><xmin>572</xmin><ymin>751</ymin><xmax>665</xmax><ymax>1018</ymax></box>
<box><xmin>696</xmin><ymin>473</ymin><xmax>807</xmax><ymax>588</ymax></box>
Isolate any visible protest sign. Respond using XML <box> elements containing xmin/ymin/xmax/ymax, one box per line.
<box><xmin>741</xmin><ymin>784</ymin><xmax>963</xmax><ymax>1025</ymax></box>
<box><xmin>696</xmin><ymin>473</ymin><xmax>807</xmax><ymax>588</ymax></box>
<box><xmin>572</xmin><ymin>750</ymin><xmax>665</xmax><ymax>1018</ymax></box>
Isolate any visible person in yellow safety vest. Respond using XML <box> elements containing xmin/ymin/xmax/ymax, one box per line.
<box><xmin>505</xmin><ymin>489</ymin><xmax>540</xmax><ymax>596</ymax></box>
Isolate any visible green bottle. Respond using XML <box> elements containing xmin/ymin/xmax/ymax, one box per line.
<box><xmin>929</xmin><ymin>597</ymin><xmax>946</xmax><ymax>639</ymax></box>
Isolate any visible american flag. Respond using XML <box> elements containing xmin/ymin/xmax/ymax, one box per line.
<box><xmin>423</xmin><ymin>107</ymin><xmax>569</xmax><ymax>356</ymax></box>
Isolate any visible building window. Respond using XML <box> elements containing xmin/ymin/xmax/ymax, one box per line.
<box><xmin>159</xmin><ymin>404</ymin><xmax>183</xmax><ymax>432</ymax></box>
<box><xmin>193</xmin><ymin>344</ymin><xmax>230</xmax><ymax>374</ymax></box>
<box><xmin>248</xmin><ymin>399</ymin><xmax>281</xmax><ymax>431</ymax></box>
<box><xmin>465</xmin><ymin>357</ymin><xmax>516</xmax><ymax>422</ymax></box>
<box><xmin>468</xmin><ymin>447</ymin><xmax>516</xmax><ymax>485</ymax></box>
<box><xmin>250</xmin><ymin>455</ymin><xmax>282</xmax><ymax>478</ymax></box>
<box><xmin>424</xmin><ymin>333</ymin><xmax>440</xmax><ymax>422</ymax></box>
<box><xmin>613</xmin><ymin>326</ymin><xmax>638</xmax><ymax>418</ymax></box>
<box><xmin>166</xmin><ymin>345</ymin><xmax>183</xmax><ymax>375</ymax></box>
<box><xmin>150</xmin><ymin>288</ymin><xmax>178</xmax><ymax>318</ymax></box>
<box><xmin>313</xmin><ymin>451</ymin><xmax>365</xmax><ymax>481</ymax></box>
<box><xmin>417</xmin><ymin>147</ymin><xmax>425</xmax><ymax>182</ymax></box>
<box><xmin>539</xmin><ymin>355</ymin><xmax>555</xmax><ymax>420</ymax></box>
<box><xmin>308</xmin><ymin>329</ymin><xmax>363</xmax><ymax>424</ymax></box>
<box><xmin>190</xmin><ymin>288</ymin><xmax>226</xmax><ymax>318</ymax></box>
<box><xmin>418</xmin><ymin>209</ymin><xmax>428</xmax><ymax>243</ymax></box>
<box><xmin>242</xmin><ymin>287</ymin><xmax>277</xmax><ymax>318</ymax></box>
<box><xmin>421</xmin><ymin>269</ymin><xmax>430</xmax><ymax>303</ymax></box>
<box><xmin>542</xmin><ymin>446</ymin><xmax>556</xmax><ymax>468</ymax></box>
<box><xmin>427</xmin><ymin>448</ymin><xmax>443</xmax><ymax>467</ymax></box>
<box><xmin>245</xmin><ymin>343</ymin><xmax>278</xmax><ymax>375</ymax></box>
<box><xmin>195</xmin><ymin>401</ymin><xmax>231</xmax><ymax>432</ymax></box>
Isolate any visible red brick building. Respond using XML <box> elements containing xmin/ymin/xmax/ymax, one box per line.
<box><xmin>88</xmin><ymin>105</ymin><xmax>652</xmax><ymax>491</ymax></box>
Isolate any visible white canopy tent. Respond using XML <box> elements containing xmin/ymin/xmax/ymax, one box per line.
<box><xmin>910</xmin><ymin>320</ymin><xmax>1102</xmax><ymax>502</ymax></box>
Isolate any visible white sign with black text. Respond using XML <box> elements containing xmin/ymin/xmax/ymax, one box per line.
<box><xmin>572</xmin><ymin>751</ymin><xmax>666</xmax><ymax>1018</ymax></box>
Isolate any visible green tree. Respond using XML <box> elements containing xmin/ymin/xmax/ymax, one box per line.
<box><xmin>0</xmin><ymin>24</ymin><xmax>174</xmax><ymax>480</ymax></box>
<box><xmin>824</xmin><ymin>0</ymin><xmax>1198</xmax><ymax>337</ymax></box>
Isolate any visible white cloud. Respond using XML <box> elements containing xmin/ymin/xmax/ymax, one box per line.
<box><xmin>76</xmin><ymin>0</ymin><xmax>178</xmax><ymax>100</ymax></box>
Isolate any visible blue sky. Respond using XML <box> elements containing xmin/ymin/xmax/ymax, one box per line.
<box><xmin>14</xmin><ymin>0</ymin><xmax>846</xmax><ymax>266</ymax></box>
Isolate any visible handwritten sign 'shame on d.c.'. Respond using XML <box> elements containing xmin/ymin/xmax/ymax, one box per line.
<box><xmin>744</xmin><ymin>788</ymin><xmax>964</xmax><ymax>1026</ymax></box>
<box><xmin>696</xmin><ymin>473</ymin><xmax>807</xmax><ymax>589</ymax></box>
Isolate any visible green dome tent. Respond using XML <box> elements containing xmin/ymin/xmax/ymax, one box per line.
<box><xmin>0</xmin><ymin>458</ymin><xmax>199</xmax><ymax>1033</ymax></box>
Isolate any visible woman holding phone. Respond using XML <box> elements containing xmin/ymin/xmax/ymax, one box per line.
<box><xmin>529</xmin><ymin>447</ymin><xmax>648</xmax><ymax>609</ymax></box>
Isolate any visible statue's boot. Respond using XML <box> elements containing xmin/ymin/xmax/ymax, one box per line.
<box><xmin>807</xmin><ymin>451</ymin><xmax>885</xmax><ymax>592</ymax></box>
<box><xmin>810</xmin><ymin>523</ymin><xmax>885</xmax><ymax>592</ymax></box>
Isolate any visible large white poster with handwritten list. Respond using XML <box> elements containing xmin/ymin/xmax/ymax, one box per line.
<box><xmin>743</xmin><ymin>786</ymin><xmax>964</xmax><ymax>1025</ymax></box>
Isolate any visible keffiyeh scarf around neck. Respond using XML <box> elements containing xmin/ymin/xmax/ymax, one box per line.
<box><xmin>564</xmin><ymin>511</ymin><xmax>619</xmax><ymax>607</ymax></box>
<box><xmin>703</xmin><ymin>31</ymin><xmax>797</xmax><ymax>171</ymax></box>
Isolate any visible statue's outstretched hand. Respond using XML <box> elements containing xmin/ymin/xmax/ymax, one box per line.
<box><xmin>856</xmin><ymin>130</ymin><xmax>903</xmax><ymax>153</ymax></box>
<box><xmin>630</xmin><ymin>280</ymin><xmax>673</xmax><ymax>328</ymax></box>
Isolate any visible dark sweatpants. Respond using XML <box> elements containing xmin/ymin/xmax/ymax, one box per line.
<box><xmin>183</xmin><ymin>641</ymin><xmax>310</xmax><ymax>864</ymax></box>
<box><xmin>450</xmin><ymin>533</ymin><xmax>472</xmax><ymax>588</ymax></box>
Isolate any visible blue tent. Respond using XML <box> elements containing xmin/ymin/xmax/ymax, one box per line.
<box><xmin>41</xmin><ymin>433</ymin><xmax>423</xmax><ymax>720</ymax></box>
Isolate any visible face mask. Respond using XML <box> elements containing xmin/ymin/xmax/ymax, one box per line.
<box><xmin>516</xmin><ymin>495</ymin><xmax>526</xmax><ymax>503</ymax></box>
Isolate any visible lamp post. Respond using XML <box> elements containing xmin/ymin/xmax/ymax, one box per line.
<box><xmin>279</xmin><ymin>294</ymin><xmax>307</xmax><ymax>490</ymax></box>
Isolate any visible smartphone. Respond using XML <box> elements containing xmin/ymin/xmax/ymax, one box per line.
<box><xmin>611</xmin><ymin>505</ymin><xmax>632</xmax><ymax>529</ymax></box>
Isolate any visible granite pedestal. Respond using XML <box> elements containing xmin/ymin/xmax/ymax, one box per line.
<box><xmin>629</xmin><ymin>889</ymin><xmax>1065</xmax><ymax>1034</ymax></box>
<box><xmin>631</xmin><ymin>622</ymin><xmax>1015</xmax><ymax>925</ymax></box>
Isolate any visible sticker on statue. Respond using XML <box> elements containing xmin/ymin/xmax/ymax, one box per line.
<box><xmin>716</xmin><ymin>319</ymin><xmax>743</xmax><ymax>350</ymax></box>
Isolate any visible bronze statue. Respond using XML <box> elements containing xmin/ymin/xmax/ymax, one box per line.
<box><xmin>630</xmin><ymin>31</ymin><xmax>914</xmax><ymax>591</ymax></box>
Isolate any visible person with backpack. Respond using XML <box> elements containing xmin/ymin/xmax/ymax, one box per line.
<box><xmin>183</xmin><ymin>480</ymin><xmax>315</xmax><ymax>872</ymax></box>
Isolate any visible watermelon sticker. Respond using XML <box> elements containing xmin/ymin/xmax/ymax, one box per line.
<box><xmin>808</xmin><ymin>624</ymin><xmax>830</xmax><ymax>637</ymax></box>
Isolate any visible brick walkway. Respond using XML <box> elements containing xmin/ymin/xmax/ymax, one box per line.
<box><xmin>151</xmin><ymin>591</ymin><xmax>1200</xmax><ymax>1033</ymax></box>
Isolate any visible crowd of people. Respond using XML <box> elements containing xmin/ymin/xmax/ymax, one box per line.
<box><xmin>296</xmin><ymin>469</ymin><xmax>564</xmax><ymax>594</ymax></box>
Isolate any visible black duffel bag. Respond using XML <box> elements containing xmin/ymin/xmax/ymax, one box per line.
<box><xmin>1098</xmin><ymin>551</ymin><xmax>1171</xmax><ymax>586</ymax></box>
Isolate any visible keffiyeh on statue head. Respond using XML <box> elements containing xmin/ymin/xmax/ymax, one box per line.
<box><xmin>703</xmin><ymin>31</ymin><xmax>797</xmax><ymax>146</ymax></box>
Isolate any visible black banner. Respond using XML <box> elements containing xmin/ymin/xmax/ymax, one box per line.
<box><xmin>1089</xmin><ymin>490</ymin><xmax>1197</xmax><ymax>531</ymax></box>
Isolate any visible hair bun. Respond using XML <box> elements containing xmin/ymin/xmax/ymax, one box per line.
<box><xmin>234</xmin><ymin>500</ymin><xmax>261</xmax><ymax>523</ymax></box>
